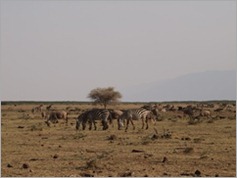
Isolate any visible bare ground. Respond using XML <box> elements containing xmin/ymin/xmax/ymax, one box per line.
<box><xmin>1</xmin><ymin>102</ymin><xmax>236</xmax><ymax>177</ymax></box>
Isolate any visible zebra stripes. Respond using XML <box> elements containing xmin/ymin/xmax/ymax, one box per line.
<box><xmin>76</xmin><ymin>109</ymin><xmax>110</xmax><ymax>130</ymax></box>
<box><xmin>76</xmin><ymin>107</ymin><xmax>159</xmax><ymax>131</ymax></box>
<box><xmin>76</xmin><ymin>110</ymin><xmax>90</xmax><ymax>130</ymax></box>
<box><xmin>118</xmin><ymin>107</ymin><xmax>159</xmax><ymax>131</ymax></box>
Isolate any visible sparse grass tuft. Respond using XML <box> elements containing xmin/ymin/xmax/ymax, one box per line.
<box><xmin>73</xmin><ymin>133</ymin><xmax>87</xmax><ymax>139</ymax></box>
<box><xmin>188</xmin><ymin>118</ymin><xmax>202</xmax><ymax>125</ymax></box>
<box><xmin>160</xmin><ymin>129</ymin><xmax>172</xmax><ymax>139</ymax></box>
<box><xmin>86</xmin><ymin>159</ymin><xmax>99</xmax><ymax>170</ymax></box>
<box><xmin>183</xmin><ymin>147</ymin><xmax>194</xmax><ymax>154</ymax></box>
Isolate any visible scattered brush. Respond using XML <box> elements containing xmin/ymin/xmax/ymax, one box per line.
<box><xmin>118</xmin><ymin>170</ymin><xmax>134</xmax><ymax>177</ymax></box>
<box><xmin>173</xmin><ymin>146</ymin><xmax>194</xmax><ymax>154</ymax></box>
<box><xmin>141</xmin><ymin>127</ymin><xmax>172</xmax><ymax>145</ymax></box>
<box><xmin>17</xmin><ymin>126</ymin><xmax>25</xmax><ymax>129</ymax></box>
<box><xmin>131</xmin><ymin>149</ymin><xmax>144</xmax><ymax>153</ymax></box>
<box><xmin>18</xmin><ymin>109</ymin><xmax>26</xmax><ymax>113</ymax></box>
<box><xmin>86</xmin><ymin>158</ymin><xmax>100</xmax><ymax>170</ymax></box>
<box><xmin>160</xmin><ymin>129</ymin><xmax>172</xmax><ymax>139</ymax></box>
<box><xmin>183</xmin><ymin>147</ymin><xmax>194</xmax><ymax>154</ymax></box>
<box><xmin>107</xmin><ymin>134</ymin><xmax>117</xmax><ymax>141</ymax></box>
<box><xmin>207</xmin><ymin>119</ymin><xmax>214</xmax><ymax>123</ymax></box>
<box><xmin>188</xmin><ymin>118</ymin><xmax>202</xmax><ymax>125</ymax></box>
<box><xmin>73</xmin><ymin>133</ymin><xmax>87</xmax><ymax>139</ymax></box>
<box><xmin>19</xmin><ymin>113</ymin><xmax>31</xmax><ymax>120</ymax></box>
<box><xmin>80</xmin><ymin>173</ymin><xmax>94</xmax><ymax>177</ymax></box>
<box><xmin>193</xmin><ymin>137</ymin><xmax>205</xmax><ymax>143</ymax></box>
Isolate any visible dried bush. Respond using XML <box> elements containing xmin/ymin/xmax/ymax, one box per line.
<box><xmin>88</xmin><ymin>87</ymin><xmax>122</xmax><ymax>109</ymax></box>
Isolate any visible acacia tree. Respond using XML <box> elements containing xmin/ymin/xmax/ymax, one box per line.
<box><xmin>87</xmin><ymin>87</ymin><xmax>122</xmax><ymax>109</ymax></box>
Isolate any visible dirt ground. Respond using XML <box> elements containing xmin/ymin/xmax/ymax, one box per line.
<box><xmin>1</xmin><ymin>102</ymin><xmax>236</xmax><ymax>177</ymax></box>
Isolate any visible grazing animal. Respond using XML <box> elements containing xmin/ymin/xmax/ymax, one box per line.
<box><xmin>76</xmin><ymin>110</ymin><xmax>90</xmax><ymax>130</ymax></box>
<box><xmin>200</xmin><ymin>110</ymin><xmax>211</xmax><ymax>118</ymax></box>
<box><xmin>41</xmin><ymin>111</ymin><xmax>48</xmax><ymax>119</ymax></box>
<box><xmin>118</xmin><ymin>107</ymin><xmax>159</xmax><ymax>131</ymax></box>
<box><xmin>75</xmin><ymin>109</ymin><xmax>110</xmax><ymax>130</ymax></box>
<box><xmin>181</xmin><ymin>105</ymin><xmax>196</xmax><ymax>119</ymax></box>
<box><xmin>108</xmin><ymin>109</ymin><xmax>124</xmax><ymax>127</ymax></box>
<box><xmin>142</xmin><ymin>105</ymin><xmax>160</xmax><ymax>119</ymax></box>
<box><xmin>31</xmin><ymin>105</ymin><xmax>43</xmax><ymax>114</ymax></box>
<box><xmin>46</xmin><ymin>104</ymin><xmax>53</xmax><ymax>111</ymax></box>
<box><xmin>150</xmin><ymin>108</ymin><xmax>160</xmax><ymax>120</ymax></box>
<box><xmin>181</xmin><ymin>105</ymin><xmax>202</xmax><ymax>121</ymax></box>
<box><xmin>45</xmin><ymin>111</ymin><xmax>68</xmax><ymax>127</ymax></box>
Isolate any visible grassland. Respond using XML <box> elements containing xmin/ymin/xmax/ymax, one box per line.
<box><xmin>1</xmin><ymin>101</ymin><xmax>236</xmax><ymax>177</ymax></box>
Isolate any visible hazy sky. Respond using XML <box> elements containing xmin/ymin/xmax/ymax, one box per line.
<box><xmin>1</xmin><ymin>0</ymin><xmax>236</xmax><ymax>101</ymax></box>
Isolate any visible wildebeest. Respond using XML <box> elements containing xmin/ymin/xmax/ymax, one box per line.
<box><xmin>180</xmin><ymin>105</ymin><xmax>200</xmax><ymax>119</ymax></box>
<box><xmin>46</xmin><ymin>104</ymin><xmax>53</xmax><ymax>111</ymax></box>
<box><xmin>108</xmin><ymin>109</ymin><xmax>124</xmax><ymax>127</ymax></box>
<box><xmin>41</xmin><ymin>111</ymin><xmax>48</xmax><ymax>119</ymax></box>
<box><xmin>31</xmin><ymin>105</ymin><xmax>44</xmax><ymax>114</ymax></box>
<box><xmin>200</xmin><ymin>110</ymin><xmax>211</xmax><ymax>118</ymax></box>
<box><xmin>45</xmin><ymin>111</ymin><xmax>68</xmax><ymax>127</ymax></box>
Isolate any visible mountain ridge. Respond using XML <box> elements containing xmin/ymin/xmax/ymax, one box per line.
<box><xmin>122</xmin><ymin>70</ymin><xmax>236</xmax><ymax>102</ymax></box>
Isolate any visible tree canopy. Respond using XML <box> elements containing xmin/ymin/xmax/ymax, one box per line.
<box><xmin>87</xmin><ymin>87</ymin><xmax>122</xmax><ymax>109</ymax></box>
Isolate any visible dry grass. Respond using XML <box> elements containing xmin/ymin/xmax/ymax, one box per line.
<box><xmin>1</xmin><ymin>102</ymin><xmax>236</xmax><ymax>177</ymax></box>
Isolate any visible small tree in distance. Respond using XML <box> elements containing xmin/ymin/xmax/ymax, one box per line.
<box><xmin>88</xmin><ymin>87</ymin><xmax>122</xmax><ymax>109</ymax></box>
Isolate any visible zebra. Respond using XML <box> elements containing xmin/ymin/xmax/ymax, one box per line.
<box><xmin>76</xmin><ymin>110</ymin><xmax>90</xmax><ymax>130</ymax></box>
<box><xmin>118</xmin><ymin>107</ymin><xmax>159</xmax><ymax>131</ymax></box>
<box><xmin>76</xmin><ymin>109</ymin><xmax>110</xmax><ymax>130</ymax></box>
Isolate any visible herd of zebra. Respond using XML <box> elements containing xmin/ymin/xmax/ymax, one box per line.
<box><xmin>31</xmin><ymin>102</ymin><xmax>235</xmax><ymax>131</ymax></box>
<box><xmin>75</xmin><ymin>106</ymin><xmax>159</xmax><ymax>131</ymax></box>
<box><xmin>32</xmin><ymin>105</ymin><xmax>160</xmax><ymax>131</ymax></box>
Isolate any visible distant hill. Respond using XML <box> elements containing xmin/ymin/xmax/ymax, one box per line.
<box><xmin>122</xmin><ymin>70</ymin><xmax>236</xmax><ymax>102</ymax></box>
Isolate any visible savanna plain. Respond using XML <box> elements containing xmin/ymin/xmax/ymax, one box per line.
<box><xmin>1</xmin><ymin>101</ymin><xmax>236</xmax><ymax>177</ymax></box>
